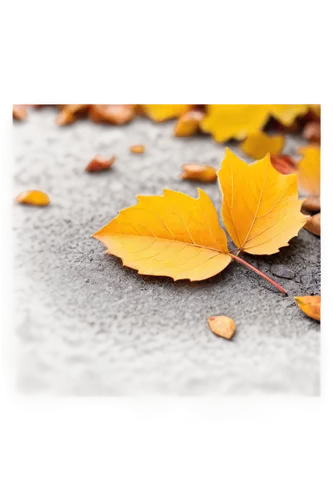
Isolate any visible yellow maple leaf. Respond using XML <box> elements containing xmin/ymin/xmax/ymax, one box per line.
<box><xmin>200</xmin><ymin>105</ymin><xmax>270</xmax><ymax>142</ymax></box>
<box><xmin>218</xmin><ymin>148</ymin><xmax>307</xmax><ymax>255</ymax></box>
<box><xmin>295</xmin><ymin>296</ymin><xmax>320</xmax><ymax>321</ymax></box>
<box><xmin>297</xmin><ymin>146</ymin><xmax>320</xmax><ymax>196</ymax></box>
<box><xmin>92</xmin><ymin>189</ymin><xmax>231</xmax><ymax>281</ymax></box>
<box><xmin>240</xmin><ymin>131</ymin><xmax>285</xmax><ymax>160</ymax></box>
<box><xmin>141</xmin><ymin>105</ymin><xmax>193</xmax><ymax>122</ymax></box>
<box><xmin>269</xmin><ymin>105</ymin><xmax>308</xmax><ymax>126</ymax></box>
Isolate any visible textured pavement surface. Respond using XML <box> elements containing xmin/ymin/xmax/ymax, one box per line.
<box><xmin>13</xmin><ymin>107</ymin><xmax>320</xmax><ymax>395</ymax></box>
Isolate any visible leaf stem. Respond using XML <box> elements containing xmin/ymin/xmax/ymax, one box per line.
<box><xmin>229</xmin><ymin>253</ymin><xmax>288</xmax><ymax>295</ymax></box>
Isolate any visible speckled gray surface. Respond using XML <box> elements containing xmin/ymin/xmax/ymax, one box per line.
<box><xmin>13</xmin><ymin>107</ymin><xmax>320</xmax><ymax>395</ymax></box>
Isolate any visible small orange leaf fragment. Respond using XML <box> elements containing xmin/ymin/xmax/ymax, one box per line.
<box><xmin>15</xmin><ymin>190</ymin><xmax>50</xmax><ymax>206</ymax></box>
<box><xmin>301</xmin><ymin>196</ymin><xmax>320</xmax><ymax>214</ymax></box>
<box><xmin>304</xmin><ymin>213</ymin><xmax>322</xmax><ymax>236</ymax></box>
<box><xmin>271</xmin><ymin>154</ymin><xmax>297</xmax><ymax>175</ymax></box>
<box><xmin>85</xmin><ymin>155</ymin><xmax>116</xmax><ymax>172</ymax></box>
<box><xmin>89</xmin><ymin>105</ymin><xmax>136</xmax><ymax>125</ymax></box>
<box><xmin>180</xmin><ymin>164</ymin><xmax>217</xmax><ymax>183</ymax></box>
<box><xmin>55</xmin><ymin>104</ymin><xmax>90</xmax><ymax>125</ymax></box>
<box><xmin>240</xmin><ymin>131</ymin><xmax>285</xmax><ymax>160</ymax></box>
<box><xmin>56</xmin><ymin>112</ymin><xmax>75</xmax><ymax>126</ymax></box>
<box><xmin>66</xmin><ymin>104</ymin><xmax>90</xmax><ymax>114</ymax></box>
<box><xmin>130</xmin><ymin>145</ymin><xmax>145</xmax><ymax>154</ymax></box>
<box><xmin>295</xmin><ymin>296</ymin><xmax>320</xmax><ymax>321</ymax></box>
<box><xmin>174</xmin><ymin>110</ymin><xmax>205</xmax><ymax>137</ymax></box>
<box><xmin>13</xmin><ymin>105</ymin><xmax>28</xmax><ymax>120</ymax></box>
<box><xmin>208</xmin><ymin>316</ymin><xmax>236</xmax><ymax>340</ymax></box>
<box><xmin>303</xmin><ymin>121</ymin><xmax>320</xmax><ymax>144</ymax></box>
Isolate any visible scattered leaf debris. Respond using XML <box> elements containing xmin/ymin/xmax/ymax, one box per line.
<box><xmin>180</xmin><ymin>163</ymin><xmax>217</xmax><ymax>183</ymax></box>
<box><xmin>302</xmin><ymin>196</ymin><xmax>320</xmax><ymax>214</ymax></box>
<box><xmin>303</xmin><ymin>121</ymin><xmax>320</xmax><ymax>143</ymax></box>
<box><xmin>89</xmin><ymin>105</ymin><xmax>136</xmax><ymax>125</ymax></box>
<box><xmin>304</xmin><ymin>213</ymin><xmax>321</xmax><ymax>236</ymax></box>
<box><xmin>270</xmin><ymin>154</ymin><xmax>297</xmax><ymax>175</ymax></box>
<box><xmin>55</xmin><ymin>105</ymin><xmax>90</xmax><ymax>126</ymax></box>
<box><xmin>130</xmin><ymin>145</ymin><xmax>145</xmax><ymax>154</ymax></box>
<box><xmin>85</xmin><ymin>154</ymin><xmax>116</xmax><ymax>173</ymax></box>
<box><xmin>174</xmin><ymin>110</ymin><xmax>205</xmax><ymax>137</ymax></box>
<box><xmin>208</xmin><ymin>316</ymin><xmax>236</xmax><ymax>340</ymax></box>
<box><xmin>295</xmin><ymin>296</ymin><xmax>320</xmax><ymax>321</ymax></box>
<box><xmin>13</xmin><ymin>105</ymin><xmax>28</xmax><ymax>120</ymax></box>
<box><xmin>15</xmin><ymin>190</ymin><xmax>50</xmax><ymax>206</ymax></box>
<box><xmin>55</xmin><ymin>104</ymin><xmax>139</xmax><ymax>126</ymax></box>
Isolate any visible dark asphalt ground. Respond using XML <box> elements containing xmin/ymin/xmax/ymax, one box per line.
<box><xmin>13</xmin><ymin>107</ymin><xmax>320</xmax><ymax>395</ymax></box>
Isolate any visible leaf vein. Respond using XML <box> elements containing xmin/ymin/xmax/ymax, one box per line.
<box><xmin>240</xmin><ymin>161</ymin><xmax>269</xmax><ymax>249</ymax></box>
<box><xmin>244</xmin><ymin>210</ymin><xmax>296</xmax><ymax>250</ymax></box>
<box><xmin>256</xmin><ymin>184</ymin><xmax>291</xmax><ymax>219</ymax></box>
<box><xmin>178</xmin><ymin>252</ymin><xmax>220</xmax><ymax>272</ymax></box>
